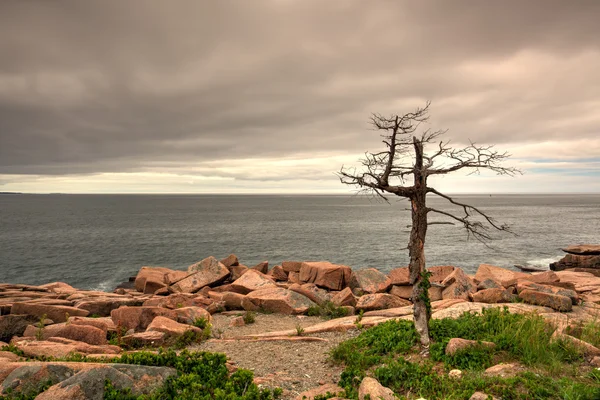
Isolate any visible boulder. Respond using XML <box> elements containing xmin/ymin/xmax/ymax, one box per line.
<box><xmin>356</xmin><ymin>293</ymin><xmax>411</xmax><ymax>311</ymax></box>
<box><xmin>331</xmin><ymin>287</ymin><xmax>357</xmax><ymax>307</ymax></box>
<box><xmin>471</xmin><ymin>288</ymin><xmax>516</xmax><ymax>303</ymax></box>
<box><xmin>142</xmin><ymin>293</ymin><xmax>212</xmax><ymax>309</ymax></box>
<box><xmin>251</xmin><ymin>261</ymin><xmax>269</xmax><ymax>274</ymax></box>
<box><xmin>289</xmin><ymin>283</ymin><xmax>332</xmax><ymax>306</ymax></box>
<box><xmin>358</xmin><ymin>377</ymin><xmax>395</xmax><ymax>400</ymax></box>
<box><xmin>474</xmin><ymin>264</ymin><xmax>528</xmax><ymax>286</ymax></box>
<box><xmin>428</xmin><ymin>266</ymin><xmax>456</xmax><ymax>283</ymax></box>
<box><xmin>172</xmin><ymin>306</ymin><xmax>212</xmax><ymax>325</ymax></box>
<box><xmin>282</xmin><ymin>261</ymin><xmax>303</xmax><ymax>273</ymax></box>
<box><xmin>221</xmin><ymin>254</ymin><xmax>240</xmax><ymax>268</ymax></box>
<box><xmin>74</xmin><ymin>297</ymin><xmax>144</xmax><ymax>317</ymax></box>
<box><xmin>299</xmin><ymin>261</ymin><xmax>352</xmax><ymax>290</ymax></box>
<box><xmin>349</xmin><ymin>268</ymin><xmax>392</xmax><ymax>294</ymax></box>
<box><xmin>38</xmin><ymin>282</ymin><xmax>78</xmax><ymax>294</ymax></box>
<box><xmin>111</xmin><ymin>306</ymin><xmax>177</xmax><ymax>331</ymax></box>
<box><xmin>134</xmin><ymin>266</ymin><xmax>172</xmax><ymax>293</ymax></box>
<box><xmin>36</xmin><ymin>364</ymin><xmax>176</xmax><ymax>400</ymax></box>
<box><xmin>10</xmin><ymin>303</ymin><xmax>89</xmax><ymax>323</ymax></box>
<box><xmin>477</xmin><ymin>278</ymin><xmax>504</xmax><ymax>290</ymax></box>
<box><xmin>47</xmin><ymin>324</ymin><xmax>107</xmax><ymax>345</ymax></box>
<box><xmin>519</xmin><ymin>290</ymin><xmax>572</xmax><ymax>312</ymax></box>
<box><xmin>523</xmin><ymin>270</ymin><xmax>560</xmax><ymax>284</ymax></box>
<box><xmin>164</xmin><ymin>270</ymin><xmax>190</xmax><ymax>285</ymax></box>
<box><xmin>550</xmin><ymin>254</ymin><xmax>600</xmax><ymax>271</ymax></box>
<box><xmin>229</xmin><ymin>264</ymin><xmax>249</xmax><ymax>281</ymax></box>
<box><xmin>169</xmin><ymin>256</ymin><xmax>230</xmax><ymax>293</ymax></box>
<box><xmin>121</xmin><ymin>331</ymin><xmax>166</xmax><ymax>348</ymax></box>
<box><xmin>0</xmin><ymin>364</ymin><xmax>74</xmax><ymax>396</ymax></box>
<box><xmin>147</xmin><ymin>316</ymin><xmax>202</xmax><ymax>338</ymax></box>
<box><xmin>0</xmin><ymin>314</ymin><xmax>40</xmax><ymax>342</ymax></box>
<box><xmin>516</xmin><ymin>281</ymin><xmax>579</xmax><ymax>304</ymax></box>
<box><xmin>221</xmin><ymin>292</ymin><xmax>246</xmax><ymax>310</ymax></box>
<box><xmin>269</xmin><ymin>265</ymin><xmax>288</xmax><ymax>281</ymax></box>
<box><xmin>68</xmin><ymin>316</ymin><xmax>112</xmax><ymax>334</ymax></box>
<box><xmin>562</xmin><ymin>245</ymin><xmax>600</xmax><ymax>256</ymax></box>
<box><xmin>246</xmin><ymin>287</ymin><xmax>316</xmax><ymax>314</ymax></box>
<box><xmin>231</xmin><ymin>270</ymin><xmax>277</xmax><ymax>294</ymax></box>
<box><xmin>442</xmin><ymin>269</ymin><xmax>476</xmax><ymax>300</ymax></box>
<box><xmin>387</xmin><ymin>267</ymin><xmax>409</xmax><ymax>285</ymax></box>
<box><xmin>445</xmin><ymin>338</ymin><xmax>496</xmax><ymax>356</ymax></box>
<box><xmin>484</xmin><ymin>363</ymin><xmax>521</xmax><ymax>378</ymax></box>
<box><xmin>288</xmin><ymin>271</ymin><xmax>300</xmax><ymax>284</ymax></box>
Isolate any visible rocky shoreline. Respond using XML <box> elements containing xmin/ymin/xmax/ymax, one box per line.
<box><xmin>2</xmin><ymin>246</ymin><xmax>600</xmax><ymax>398</ymax></box>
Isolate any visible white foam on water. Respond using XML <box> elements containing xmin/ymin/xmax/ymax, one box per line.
<box><xmin>525</xmin><ymin>256</ymin><xmax>563</xmax><ymax>268</ymax></box>
<box><xmin>90</xmin><ymin>279</ymin><xmax>119</xmax><ymax>292</ymax></box>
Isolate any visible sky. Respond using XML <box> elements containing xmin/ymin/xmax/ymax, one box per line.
<box><xmin>1</xmin><ymin>0</ymin><xmax>599</xmax><ymax>194</ymax></box>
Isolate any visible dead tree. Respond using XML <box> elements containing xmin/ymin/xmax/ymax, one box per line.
<box><xmin>339</xmin><ymin>102</ymin><xmax>520</xmax><ymax>353</ymax></box>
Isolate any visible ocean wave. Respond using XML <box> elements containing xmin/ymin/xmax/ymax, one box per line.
<box><xmin>525</xmin><ymin>256</ymin><xmax>563</xmax><ymax>268</ymax></box>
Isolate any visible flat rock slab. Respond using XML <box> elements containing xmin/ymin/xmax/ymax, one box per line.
<box><xmin>563</xmin><ymin>245</ymin><xmax>600</xmax><ymax>256</ymax></box>
<box><xmin>11</xmin><ymin>339</ymin><xmax>121</xmax><ymax>359</ymax></box>
<box><xmin>247</xmin><ymin>287</ymin><xmax>316</xmax><ymax>314</ymax></box>
<box><xmin>11</xmin><ymin>303</ymin><xmax>89</xmax><ymax>323</ymax></box>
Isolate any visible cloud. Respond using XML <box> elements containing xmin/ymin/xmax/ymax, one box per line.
<box><xmin>0</xmin><ymin>0</ymin><xmax>599</xmax><ymax>192</ymax></box>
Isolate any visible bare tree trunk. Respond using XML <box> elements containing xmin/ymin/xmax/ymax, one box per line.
<box><xmin>410</xmin><ymin>137</ymin><xmax>431</xmax><ymax>352</ymax></box>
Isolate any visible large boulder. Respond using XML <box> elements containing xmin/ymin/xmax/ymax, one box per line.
<box><xmin>134</xmin><ymin>266</ymin><xmax>173</xmax><ymax>293</ymax></box>
<box><xmin>221</xmin><ymin>254</ymin><xmax>240</xmax><ymax>268</ymax></box>
<box><xmin>349</xmin><ymin>268</ymin><xmax>392</xmax><ymax>294</ymax></box>
<box><xmin>246</xmin><ymin>287</ymin><xmax>316</xmax><ymax>314</ymax></box>
<box><xmin>46</xmin><ymin>324</ymin><xmax>107</xmax><ymax>345</ymax></box>
<box><xmin>387</xmin><ymin>267</ymin><xmax>409</xmax><ymax>285</ymax></box>
<box><xmin>230</xmin><ymin>270</ymin><xmax>277</xmax><ymax>294</ymax></box>
<box><xmin>68</xmin><ymin>316</ymin><xmax>113</xmax><ymax>334</ymax></box>
<box><xmin>428</xmin><ymin>266</ymin><xmax>456</xmax><ymax>283</ymax></box>
<box><xmin>74</xmin><ymin>297</ymin><xmax>144</xmax><ymax>317</ymax></box>
<box><xmin>516</xmin><ymin>281</ymin><xmax>579</xmax><ymax>304</ymax></box>
<box><xmin>298</xmin><ymin>262</ymin><xmax>352</xmax><ymax>291</ymax></box>
<box><xmin>550</xmin><ymin>254</ymin><xmax>600</xmax><ymax>271</ymax></box>
<box><xmin>331</xmin><ymin>287</ymin><xmax>357</xmax><ymax>307</ymax></box>
<box><xmin>358</xmin><ymin>377</ymin><xmax>395</xmax><ymax>400</ymax></box>
<box><xmin>121</xmin><ymin>331</ymin><xmax>166</xmax><ymax>348</ymax></box>
<box><xmin>10</xmin><ymin>303</ymin><xmax>89</xmax><ymax>323</ymax></box>
<box><xmin>471</xmin><ymin>288</ymin><xmax>515</xmax><ymax>303</ymax></box>
<box><xmin>169</xmin><ymin>256</ymin><xmax>230</xmax><ymax>293</ymax></box>
<box><xmin>289</xmin><ymin>283</ymin><xmax>332</xmax><ymax>306</ymax></box>
<box><xmin>36</xmin><ymin>364</ymin><xmax>176</xmax><ymax>400</ymax></box>
<box><xmin>165</xmin><ymin>270</ymin><xmax>190</xmax><ymax>285</ymax></box>
<box><xmin>142</xmin><ymin>293</ymin><xmax>213</xmax><ymax>309</ymax></box>
<box><xmin>147</xmin><ymin>316</ymin><xmax>202</xmax><ymax>339</ymax></box>
<box><xmin>474</xmin><ymin>264</ymin><xmax>528</xmax><ymax>287</ymax></box>
<box><xmin>519</xmin><ymin>290</ymin><xmax>572</xmax><ymax>312</ymax></box>
<box><xmin>442</xmin><ymin>268</ymin><xmax>476</xmax><ymax>300</ymax></box>
<box><xmin>356</xmin><ymin>293</ymin><xmax>411</xmax><ymax>311</ymax></box>
<box><xmin>111</xmin><ymin>306</ymin><xmax>176</xmax><ymax>331</ymax></box>
<box><xmin>281</xmin><ymin>261</ymin><xmax>303</xmax><ymax>273</ymax></box>
<box><xmin>0</xmin><ymin>364</ymin><xmax>74</xmax><ymax>396</ymax></box>
<box><xmin>172</xmin><ymin>306</ymin><xmax>212</xmax><ymax>325</ymax></box>
<box><xmin>221</xmin><ymin>292</ymin><xmax>247</xmax><ymax>310</ymax></box>
<box><xmin>269</xmin><ymin>265</ymin><xmax>288</xmax><ymax>281</ymax></box>
<box><xmin>0</xmin><ymin>315</ymin><xmax>40</xmax><ymax>342</ymax></box>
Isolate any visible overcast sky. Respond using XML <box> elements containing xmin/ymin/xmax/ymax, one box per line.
<box><xmin>1</xmin><ymin>0</ymin><xmax>599</xmax><ymax>194</ymax></box>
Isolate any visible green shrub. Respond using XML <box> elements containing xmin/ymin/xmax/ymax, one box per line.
<box><xmin>306</xmin><ymin>301</ymin><xmax>350</xmax><ymax>319</ymax></box>
<box><xmin>243</xmin><ymin>311</ymin><xmax>256</xmax><ymax>324</ymax></box>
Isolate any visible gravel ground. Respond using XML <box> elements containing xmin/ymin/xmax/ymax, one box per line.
<box><xmin>192</xmin><ymin>312</ymin><xmax>360</xmax><ymax>399</ymax></box>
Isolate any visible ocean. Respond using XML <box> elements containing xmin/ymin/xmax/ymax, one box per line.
<box><xmin>0</xmin><ymin>194</ymin><xmax>598</xmax><ymax>291</ymax></box>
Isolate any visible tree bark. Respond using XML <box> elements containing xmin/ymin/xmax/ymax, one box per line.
<box><xmin>409</xmin><ymin>136</ymin><xmax>431</xmax><ymax>351</ymax></box>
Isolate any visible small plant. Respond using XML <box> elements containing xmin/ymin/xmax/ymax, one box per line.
<box><xmin>243</xmin><ymin>311</ymin><xmax>256</xmax><ymax>324</ymax></box>
<box><xmin>64</xmin><ymin>312</ymin><xmax>70</xmax><ymax>323</ymax></box>
<box><xmin>89</xmin><ymin>313</ymin><xmax>101</xmax><ymax>318</ymax></box>
<box><xmin>193</xmin><ymin>317</ymin><xmax>209</xmax><ymax>329</ymax></box>
<box><xmin>295</xmin><ymin>324</ymin><xmax>305</xmax><ymax>336</ymax></box>
<box><xmin>108</xmin><ymin>322</ymin><xmax>128</xmax><ymax>346</ymax></box>
<box><xmin>176</xmin><ymin>303</ymin><xmax>184</xmax><ymax>309</ymax></box>
<box><xmin>35</xmin><ymin>314</ymin><xmax>47</xmax><ymax>341</ymax></box>
<box><xmin>354</xmin><ymin>310</ymin><xmax>364</xmax><ymax>329</ymax></box>
<box><xmin>1</xmin><ymin>343</ymin><xmax>25</xmax><ymax>357</ymax></box>
<box><xmin>306</xmin><ymin>301</ymin><xmax>350</xmax><ymax>319</ymax></box>
<box><xmin>172</xmin><ymin>330</ymin><xmax>202</xmax><ymax>349</ymax></box>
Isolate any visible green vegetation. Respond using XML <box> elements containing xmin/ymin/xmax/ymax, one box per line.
<box><xmin>243</xmin><ymin>311</ymin><xmax>256</xmax><ymax>324</ymax></box>
<box><xmin>0</xmin><ymin>380</ymin><xmax>53</xmax><ymax>400</ymax></box>
<box><xmin>295</xmin><ymin>324</ymin><xmax>305</xmax><ymax>336</ymax></box>
<box><xmin>331</xmin><ymin>307</ymin><xmax>599</xmax><ymax>399</ymax></box>
<box><xmin>102</xmin><ymin>349</ymin><xmax>283</xmax><ymax>400</ymax></box>
<box><xmin>35</xmin><ymin>313</ymin><xmax>47</xmax><ymax>341</ymax></box>
<box><xmin>307</xmin><ymin>301</ymin><xmax>350</xmax><ymax>319</ymax></box>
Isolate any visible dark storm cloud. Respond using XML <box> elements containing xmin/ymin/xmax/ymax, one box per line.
<box><xmin>1</xmin><ymin>0</ymin><xmax>599</xmax><ymax>175</ymax></box>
